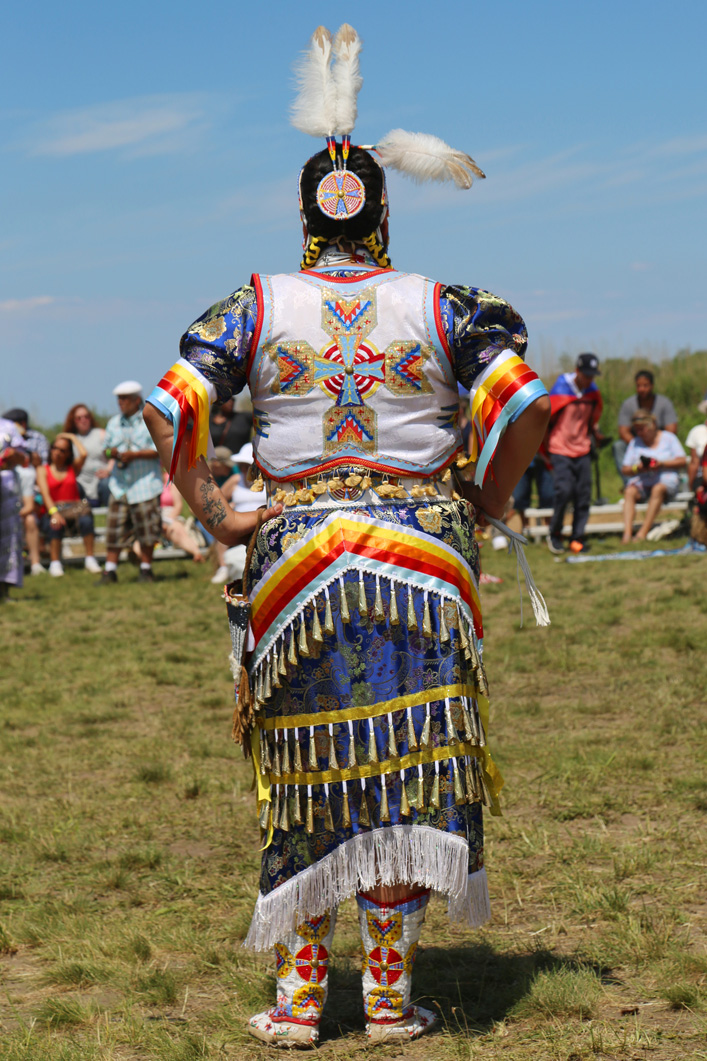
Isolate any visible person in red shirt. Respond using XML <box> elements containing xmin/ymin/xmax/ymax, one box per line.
<box><xmin>546</xmin><ymin>353</ymin><xmax>605</xmax><ymax>554</ymax></box>
<box><xmin>35</xmin><ymin>434</ymin><xmax>99</xmax><ymax>576</ymax></box>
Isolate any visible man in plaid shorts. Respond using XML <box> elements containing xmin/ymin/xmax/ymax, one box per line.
<box><xmin>100</xmin><ymin>381</ymin><xmax>162</xmax><ymax>583</ymax></box>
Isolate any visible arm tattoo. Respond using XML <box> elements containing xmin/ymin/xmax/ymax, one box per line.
<box><xmin>199</xmin><ymin>477</ymin><xmax>228</xmax><ymax>529</ymax></box>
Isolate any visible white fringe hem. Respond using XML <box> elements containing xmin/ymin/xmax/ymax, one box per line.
<box><xmin>243</xmin><ymin>825</ymin><xmax>490</xmax><ymax>951</ymax></box>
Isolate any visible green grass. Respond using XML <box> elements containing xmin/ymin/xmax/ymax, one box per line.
<box><xmin>1</xmin><ymin>547</ymin><xmax>706</xmax><ymax>1059</ymax></box>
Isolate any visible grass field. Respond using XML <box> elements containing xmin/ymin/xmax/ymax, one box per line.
<box><xmin>1</xmin><ymin>539</ymin><xmax>706</xmax><ymax>1060</ymax></box>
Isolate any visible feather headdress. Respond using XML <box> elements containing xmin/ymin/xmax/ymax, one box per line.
<box><xmin>376</xmin><ymin>130</ymin><xmax>485</xmax><ymax>188</ymax></box>
<box><xmin>291</xmin><ymin>24</ymin><xmax>363</xmax><ymax>138</ymax></box>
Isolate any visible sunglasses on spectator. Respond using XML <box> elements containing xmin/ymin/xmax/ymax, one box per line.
<box><xmin>52</xmin><ymin>445</ymin><xmax>71</xmax><ymax>453</ymax></box>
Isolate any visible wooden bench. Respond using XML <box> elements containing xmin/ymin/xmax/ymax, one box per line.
<box><xmin>520</xmin><ymin>493</ymin><xmax>692</xmax><ymax>539</ymax></box>
<box><xmin>59</xmin><ymin>507</ymin><xmax>208</xmax><ymax>566</ymax></box>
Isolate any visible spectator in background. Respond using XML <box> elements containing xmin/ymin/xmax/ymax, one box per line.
<box><xmin>686</xmin><ymin>404</ymin><xmax>707</xmax><ymax>491</ymax></box>
<box><xmin>0</xmin><ymin>416</ymin><xmax>28</xmax><ymax>601</ymax></box>
<box><xmin>35</xmin><ymin>433</ymin><xmax>101</xmax><ymax>576</ymax></box>
<box><xmin>210</xmin><ymin>442</ymin><xmax>265</xmax><ymax>584</ymax></box>
<box><xmin>17</xmin><ymin>462</ymin><xmax>44</xmax><ymax>575</ymax></box>
<box><xmin>63</xmin><ymin>404</ymin><xmax>111</xmax><ymax>507</ymax></box>
<box><xmin>133</xmin><ymin>472</ymin><xmax>206</xmax><ymax>565</ymax></box>
<box><xmin>101</xmin><ymin>381</ymin><xmax>162</xmax><ymax>584</ymax></box>
<box><xmin>621</xmin><ymin>411</ymin><xmax>686</xmax><ymax>543</ymax></box>
<box><xmin>614</xmin><ymin>370</ymin><xmax>678</xmax><ymax>479</ymax></box>
<box><xmin>209</xmin><ymin>397</ymin><xmax>252</xmax><ymax>456</ymax></box>
<box><xmin>509</xmin><ymin>451</ymin><xmax>554</xmax><ymax>534</ymax></box>
<box><xmin>546</xmin><ymin>353</ymin><xmax>605</xmax><ymax>554</ymax></box>
<box><xmin>2</xmin><ymin>409</ymin><xmax>49</xmax><ymax>467</ymax></box>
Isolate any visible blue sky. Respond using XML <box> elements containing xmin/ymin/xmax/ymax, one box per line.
<box><xmin>2</xmin><ymin>0</ymin><xmax>706</xmax><ymax>423</ymax></box>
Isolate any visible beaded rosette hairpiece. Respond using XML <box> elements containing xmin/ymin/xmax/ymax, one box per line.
<box><xmin>316</xmin><ymin>135</ymin><xmax>366</xmax><ymax>219</ymax></box>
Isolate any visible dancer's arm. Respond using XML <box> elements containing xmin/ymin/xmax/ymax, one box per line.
<box><xmin>144</xmin><ymin>404</ymin><xmax>281</xmax><ymax>546</ymax></box>
<box><xmin>462</xmin><ymin>396</ymin><xmax>551</xmax><ymax>520</ymax></box>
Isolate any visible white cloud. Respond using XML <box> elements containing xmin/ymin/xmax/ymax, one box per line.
<box><xmin>29</xmin><ymin>94</ymin><xmax>209</xmax><ymax>157</ymax></box>
<box><xmin>0</xmin><ymin>295</ymin><xmax>60</xmax><ymax>312</ymax></box>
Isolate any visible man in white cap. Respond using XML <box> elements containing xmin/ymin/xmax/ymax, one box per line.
<box><xmin>101</xmin><ymin>381</ymin><xmax>162</xmax><ymax>583</ymax></box>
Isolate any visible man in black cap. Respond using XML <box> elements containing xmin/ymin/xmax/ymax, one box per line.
<box><xmin>546</xmin><ymin>354</ymin><xmax>605</xmax><ymax>554</ymax></box>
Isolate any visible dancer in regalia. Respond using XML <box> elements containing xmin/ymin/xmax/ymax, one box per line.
<box><xmin>145</xmin><ymin>25</ymin><xmax>550</xmax><ymax>1047</ymax></box>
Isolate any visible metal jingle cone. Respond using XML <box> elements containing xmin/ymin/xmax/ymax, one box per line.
<box><xmin>259</xmin><ymin>799</ymin><xmax>271</xmax><ymax>831</ymax></box>
<box><xmin>420</xmin><ymin>709</ymin><xmax>431</xmax><ymax>749</ymax></box>
<box><xmin>263</xmin><ymin>662</ymin><xmax>272</xmax><ymax>701</ymax></box>
<box><xmin>464</xmin><ymin>757</ymin><xmax>476</xmax><ymax>803</ymax></box>
<box><xmin>298</xmin><ymin>617</ymin><xmax>310</xmax><ymax>657</ymax></box>
<box><xmin>374</xmin><ymin>578</ymin><xmax>385</xmax><ymax>622</ymax></box>
<box><xmin>279</xmin><ymin>639</ymin><xmax>288</xmax><ymax>677</ymax></box>
<box><xmin>271</xmin><ymin>736</ymin><xmax>282</xmax><ymax>777</ymax></box>
<box><xmin>308</xmin><ymin>729</ymin><xmax>318</xmax><ymax>771</ymax></box>
<box><xmin>306</xmin><ymin>790</ymin><xmax>315</xmax><ymax>834</ymax></box>
<box><xmin>323</xmin><ymin>793</ymin><xmax>335</xmax><ymax>832</ymax></box>
<box><xmin>477</xmin><ymin>762</ymin><xmax>491</xmax><ymax>806</ymax></box>
<box><xmin>280</xmin><ymin>788</ymin><xmax>290</xmax><ymax>831</ymax></box>
<box><xmin>387</xmin><ymin>714</ymin><xmax>398</xmax><ymax>759</ymax></box>
<box><xmin>422</xmin><ymin>596</ymin><xmax>433</xmax><ymax>638</ymax></box>
<box><xmin>358</xmin><ymin>574</ymin><xmax>368</xmax><ymax>615</ymax></box>
<box><xmin>453</xmin><ymin>759</ymin><xmax>466</xmax><ymax>805</ymax></box>
<box><xmin>272</xmin><ymin>788</ymin><xmax>281</xmax><ymax>829</ymax></box>
<box><xmin>311</xmin><ymin>604</ymin><xmax>323</xmax><ymax>643</ymax></box>
<box><xmin>282</xmin><ymin>732</ymin><xmax>291</xmax><ymax>775</ymax></box>
<box><xmin>445</xmin><ymin>701</ymin><xmax>459</xmax><ymax>745</ymax></box>
<box><xmin>400</xmin><ymin>776</ymin><xmax>411</xmax><ymax>817</ymax></box>
<box><xmin>469</xmin><ymin>758</ymin><xmax>482</xmax><ymax>802</ymax></box>
<box><xmin>272</xmin><ymin>651</ymin><xmax>281</xmax><ymax>689</ymax></box>
<box><xmin>347</xmin><ymin>727</ymin><xmax>357</xmax><ymax>768</ymax></box>
<box><xmin>293</xmin><ymin>785</ymin><xmax>303</xmax><ymax>824</ymax></box>
<box><xmin>457</xmin><ymin>605</ymin><xmax>470</xmax><ymax>652</ymax></box>
<box><xmin>288</xmin><ymin>628</ymin><xmax>298</xmax><ymax>666</ymax></box>
<box><xmin>367</xmin><ymin>720</ymin><xmax>378</xmax><ymax>764</ymax></box>
<box><xmin>324</xmin><ymin>594</ymin><xmax>335</xmax><ymax>635</ymax></box>
<box><xmin>340</xmin><ymin>579</ymin><xmax>351</xmax><ymax>623</ymax></box>
<box><xmin>429</xmin><ymin>771</ymin><xmax>441</xmax><ymax>810</ymax></box>
<box><xmin>462</xmin><ymin>700</ymin><xmax>476</xmax><ymax>743</ymax></box>
<box><xmin>380</xmin><ymin>779</ymin><xmax>391</xmax><ymax>823</ymax></box>
<box><xmin>358</xmin><ymin>785</ymin><xmax>371</xmax><ymax>827</ymax></box>
<box><xmin>417</xmin><ymin>771</ymin><xmax>427</xmax><ymax>813</ymax></box>
<box><xmin>406</xmin><ymin>709</ymin><xmax>418</xmax><ymax>751</ymax></box>
<box><xmin>294</xmin><ymin>735</ymin><xmax>303</xmax><ymax>773</ymax></box>
<box><xmin>389</xmin><ymin>583</ymin><xmax>400</xmax><ymax>625</ymax></box>
<box><xmin>328</xmin><ymin>731</ymin><xmax>338</xmax><ymax>770</ymax></box>
<box><xmin>260</xmin><ymin>729</ymin><xmax>271</xmax><ymax>772</ymax></box>
<box><xmin>439</xmin><ymin>601</ymin><xmax>450</xmax><ymax>643</ymax></box>
<box><xmin>342</xmin><ymin>787</ymin><xmax>352</xmax><ymax>828</ymax></box>
<box><xmin>407</xmin><ymin>586</ymin><xmax>418</xmax><ymax>631</ymax></box>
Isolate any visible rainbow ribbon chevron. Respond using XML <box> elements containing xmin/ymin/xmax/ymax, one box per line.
<box><xmin>146</xmin><ymin>358</ymin><xmax>217</xmax><ymax>478</ymax></box>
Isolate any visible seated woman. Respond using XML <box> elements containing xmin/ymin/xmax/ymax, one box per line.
<box><xmin>621</xmin><ymin>411</ymin><xmax>686</xmax><ymax>543</ymax></box>
<box><xmin>63</xmin><ymin>403</ymin><xmax>111</xmax><ymax>507</ymax></box>
<box><xmin>36</xmin><ymin>434</ymin><xmax>100</xmax><ymax>576</ymax></box>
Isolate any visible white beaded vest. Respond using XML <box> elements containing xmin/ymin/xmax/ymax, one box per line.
<box><xmin>248</xmin><ymin>268</ymin><xmax>462</xmax><ymax>481</ymax></box>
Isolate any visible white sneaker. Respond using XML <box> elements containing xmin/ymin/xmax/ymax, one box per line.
<box><xmin>210</xmin><ymin>565</ymin><xmax>229</xmax><ymax>585</ymax></box>
<box><xmin>84</xmin><ymin>556</ymin><xmax>102</xmax><ymax>574</ymax></box>
<box><xmin>49</xmin><ymin>561</ymin><xmax>64</xmax><ymax>577</ymax></box>
<box><xmin>30</xmin><ymin>563</ymin><xmax>46</xmax><ymax>575</ymax></box>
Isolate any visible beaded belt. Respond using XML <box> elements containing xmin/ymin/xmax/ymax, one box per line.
<box><xmin>254</xmin><ymin>467</ymin><xmax>472</xmax><ymax>509</ymax></box>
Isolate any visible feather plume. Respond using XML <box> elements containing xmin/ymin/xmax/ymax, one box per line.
<box><xmin>291</xmin><ymin>26</ymin><xmax>337</xmax><ymax>138</ymax></box>
<box><xmin>375</xmin><ymin>129</ymin><xmax>486</xmax><ymax>188</ymax></box>
<box><xmin>332</xmin><ymin>24</ymin><xmax>362</xmax><ymax>135</ymax></box>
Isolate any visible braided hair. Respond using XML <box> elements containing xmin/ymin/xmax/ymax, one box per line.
<box><xmin>299</xmin><ymin>145</ymin><xmax>391</xmax><ymax>270</ymax></box>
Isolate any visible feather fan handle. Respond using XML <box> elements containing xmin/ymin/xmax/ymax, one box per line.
<box><xmin>375</xmin><ymin>129</ymin><xmax>486</xmax><ymax>188</ymax></box>
<box><xmin>332</xmin><ymin>24</ymin><xmax>362</xmax><ymax>135</ymax></box>
<box><xmin>291</xmin><ymin>26</ymin><xmax>337</xmax><ymax>138</ymax></box>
